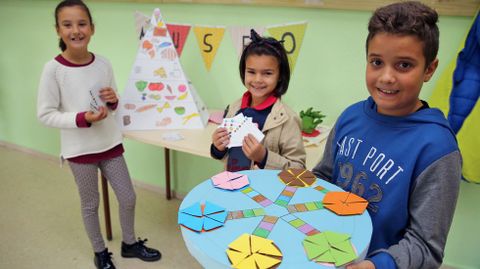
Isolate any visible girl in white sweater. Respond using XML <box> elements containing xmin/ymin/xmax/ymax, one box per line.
<box><xmin>37</xmin><ymin>1</ymin><xmax>160</xmax><ymax>268</ymax></box>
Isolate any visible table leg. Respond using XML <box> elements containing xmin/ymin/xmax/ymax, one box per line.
<box><xmin>101</xmin><ymin>174</ymin><xmax>113</xmax><ymax>240</ymax></box>
<box><xmin>165</xmin><ymin>148</ymin><xmax>171</xmax><ymax>200</ymax></box>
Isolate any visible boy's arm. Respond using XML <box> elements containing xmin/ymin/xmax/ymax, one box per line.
<box><xmin>312</xmin><ymin>125</ymin><xmax>336</xmax><ymax>182</ymax></box>
<box><xmin>371</xmin><ymin>151</ymin><xmax>461</xmax><ymax>269</ymax></box>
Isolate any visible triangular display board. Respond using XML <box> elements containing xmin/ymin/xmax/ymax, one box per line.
<box><xmin>117</xmin><ymin>8</ymin><xmax>209</xmax><ymax>130</ymax></box>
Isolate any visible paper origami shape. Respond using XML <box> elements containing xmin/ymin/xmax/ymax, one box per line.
<box><xmin>227</xmin><ymin>233</ymin><xmax>283</xmax><ymax>269</ymax></box>
<box><xmin>278</xmin><ymin>169</ymin><xmax>316</xmax><ymax>187</ymax></box>
<box><xmin>211</xmin><ymin>171</ymin><xmax>249</xmax><ymax>190</ymax></box>
<box><xmin>302</xmin><ymin>231</ymin><xmax>357</xmax><ymax>266</ymax></box>
<box><xmin>178</xmin><ymin>201</ymin><xmax>227</xmax><ymax>232</ymax></box>
<box><xmin>117</xmin><ymin>8</ymin><xmax>209</xmax><ymax>130</ymax></box>
<box><xmin>323</xmin><ymin>192</ymin><xmax>368</xmax><ymax>216</ymax></box>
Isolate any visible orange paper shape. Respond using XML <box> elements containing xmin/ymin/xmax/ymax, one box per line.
<box><xmin>278</xmin><ymin>169</ymin><xmax>316</xmax><ymax>187</ymax></box>
<box><xmin>227</xmin><ymin>234</ymin><xmax>283</xmax><ymax>269</ymax></box>
<box><xmin>322</xmin><ymin>192</ymin><xmax>368</xmax><ymax>216</ymax></box>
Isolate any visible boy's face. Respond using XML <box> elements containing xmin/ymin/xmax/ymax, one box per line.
<box><xmin>366</xmin><ymin>33</ymin><xmax>438</xmax><ymax>116</ymax></box>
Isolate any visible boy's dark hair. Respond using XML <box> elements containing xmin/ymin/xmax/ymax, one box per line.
<box><xmin>239</xmin><ymin>30</ymin><xmax>290</xmax><ymax>97</ymax></box>
<box><xmin>55</xmin><ymin>0</ymin><xmax>93</xmax><ymax>52</ymax></box>
<box><xmin>366</xmin><ymin>1</ymin><xmax>439</xmax><ymax>68</ymax></box>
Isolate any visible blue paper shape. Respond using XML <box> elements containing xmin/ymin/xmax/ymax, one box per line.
<box><xmin>178</xmin><ymin>201</ymin><xmax>227</xmax><ymax>233</ymax></box>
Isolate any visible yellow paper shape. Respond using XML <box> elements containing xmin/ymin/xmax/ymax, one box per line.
<box><xmin>227</xmin><ymin>234</ymin><xmax>283</xmax><ymax>269</ymax></box>
<box><xmin>234</xmin><ymin>256</ymin><xmax>257</xmax><ymax>269</ymax></box>
<box><xmin>227</xmin><ymin>249</ymin><xmax>249</xmax><ymax>265</ymax></box>
<box><xmin>252</xmin><ymin>253</ymin><xmax>281</xmax><ymax>268</ymax></box>
<box><xmin>267</xmin><ymin>22</ymin><xmax>307</xmax><ymax>72</ymax></box>
<box><xmin>194</xmin><ymin>25</ymin><xmax>225</xmax><ymax>71</ymax></box>
<box><xmin>228</xmin><ymin>234</ymin><xmax>252</xmax><ymax>254</ymax></box>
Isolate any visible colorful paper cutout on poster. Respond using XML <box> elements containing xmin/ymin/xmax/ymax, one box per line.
<box><xmin>277</xmin><ymin>168</ymin><xmax>316</xmax><ymax>187</ymax></box>
<box><xmin>267</xmin><ymin>22</ymin><xmax>307</xmax><ymax>72</ymax></box>
<box><xmin>322</xmin><ymin>192</ymin><xmax>368</xmax><ymax>216</ymax></box>
<box><xmin>228</xmin><ymin>26</ymin><xmax>265</xmax><ymax>59</ymax></box>
<box><xmin>211</xmin><ymin>171</ymin><xmax>249</xmax><ymax>190</ymax></box>
<box><xmin>193</xmin><ymin>25</ymin><xmax>226</xmax><ymax>71</ymax></box>
<box><xmin>117</xmin><ymin>8</ymin><xmax>209</xmax><ymax>130</ymax></box>
<box><xmin>302</xmin><ymin>231</ymin><xmax>357</xmax><ymax>266</ymax></box>
<box><xmin>227</xmin><ymin>233</ymin><xmax>283</xmax><ymax>269</ymax></box>
<box><xmin>166</xmin><ymin>23</ymin><xmax>191</xmax><ymax>57</ymax></box>
<box><xmin>178</xmin><ymin>201</ymin><xmax>228</xmax><ymax>232</ymax></box>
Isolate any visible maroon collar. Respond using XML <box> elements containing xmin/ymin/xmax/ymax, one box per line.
<box><xmin>240</xmin><ymin>91</ymin><xmax>277</xmax><ymax>110</ymax></box>
<box><xmin>55</xmin><ymin>53</ymin><xmax>95</xmax><ymax>67</ymax></box>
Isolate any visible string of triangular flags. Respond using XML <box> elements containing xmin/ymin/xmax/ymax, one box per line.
<box><xmin>135</xmin><ymin>12</ymin><xmax>307</xmax><ymax>72</ymax></box>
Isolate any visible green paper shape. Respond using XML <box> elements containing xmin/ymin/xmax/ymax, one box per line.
<box><xmin>135</xmin><ymin>80</ymin><xmax>148</xmax><ymax>92</ymax></box>
<box><xmin>303</xmin><ymin>231</ymin><xmax>357</xmax><ymax>267</ymax></box>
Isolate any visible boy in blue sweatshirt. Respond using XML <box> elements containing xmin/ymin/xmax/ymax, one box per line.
<box><xmin>312</xmin><ymin>2</ymin><xmax>462</xmax><ymax>269</ymax></box>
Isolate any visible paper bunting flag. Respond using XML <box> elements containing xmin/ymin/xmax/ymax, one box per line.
<box><xmin>178</xmin><ymin>201</ymin><xmax>228</xmax><ymax>232</ymax></box>
<box><xmin>278</xmin><ymin>169</ymin><xmax>316</xmax><ymax>187</ymax></box>
<box><xmin>166</xmin><ymin>23</ymin><xmax>191</xmax><ymax>57</ymax></box>
<box><xmin>228</xmin><ymin>26</ymin><xmax>266</xmax><ymax>59</ymax></box>
<box><xmin>302</xmin><ymin>231</ymin><xmax>357</xmax><ymax>266</ymax></box>
<box><xmin>227</xmin><ymin>234</ymin><xmax>283</xmax><ymax>269</ymax></box>
<box><xmin>193</xmin><ymin>25</ymin><xmax>226</xmax><ymax>71</ymax></box>
<box><xmin>267</xmin><ymin>22</ymin><xmax>307</xmax><ymax>72</ymax></box>
<box><xmin>322</xmin><ymin>192</ymin><xmax>368</xmax><ymax>216</ymax></box>
<box><xmin>211</xmin><ymin>171</ymin><xmax>249</xmax><ymax>190</ymax></box>
<box><xmin>134</xmin><ymin>11</ymin><xmax>150</xmax><ymax>40</ymax></box>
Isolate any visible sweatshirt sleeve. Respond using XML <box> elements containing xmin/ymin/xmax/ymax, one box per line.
<box><xmin>312</xmin><ymin>124</ymin><xmax>336</xmax><ymax>182</ymax></box>
<box><xmin>37</xmin><ymin>63</ymin><xmax>77</xmax><ymax>129</ymax></box>
<box><xmin>382</xmin><ymin>151</ymin><xmax>462</xmax><ymax>269</ymax></box>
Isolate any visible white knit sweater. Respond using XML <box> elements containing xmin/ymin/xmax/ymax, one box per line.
<box><xmin>37</xmin><ymin>54</ymin><xmax>123</xmax><ymax>158</ymax></box>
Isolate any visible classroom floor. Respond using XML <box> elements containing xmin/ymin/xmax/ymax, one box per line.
<box><xmin>0</xmin><ymin>145</ymin><xmax>202</xmax><ymax>269</ymax></box>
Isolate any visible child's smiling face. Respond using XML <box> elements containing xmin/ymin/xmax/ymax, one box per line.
<box><xmin>244</xmin><ymin>54</ymin><xmax>280</xmax><ymax>107</ymax></box>
<box><xmin>56</xmin><ymin>5</ymin><xmax>94</xmax><ymax>53</ymax></box>
<box><xmin>366</xmin><ymin>33</ymin><xmax>438</xmax><ymax>116</ymax></box>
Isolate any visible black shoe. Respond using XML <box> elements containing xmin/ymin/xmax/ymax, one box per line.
<box><xmin>121</xmin><ymin>238</ymin><xmax>161</xmax><ymax>262</ymax></box>
<box><xmin>94</xmin><ymin>248</ymin><xmax>116</xmax><ymax>269</ymax></box>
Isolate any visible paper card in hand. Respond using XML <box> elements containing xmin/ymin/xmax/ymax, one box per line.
<box><xmin>89</xmin><ymin>85</ymin><xmax>105</xmax><ymax>112</ymax></box>
<box><xmin>219</xmin><ymin>113</ymin><xmax>265</xmax><ymax>148</ymax></box>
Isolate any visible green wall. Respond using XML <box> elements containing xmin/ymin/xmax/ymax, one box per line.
<box><xmin>0</xmin><ymin>0</ymin><xmax>478</xmax><ymax>268</ymax></box>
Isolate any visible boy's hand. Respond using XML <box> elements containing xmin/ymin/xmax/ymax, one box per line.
<box><xmin>212</xmin><ymin>127</ymin><xmax>229</xmax><ymax>151</ymax></box>
<box><xmin>99</xmin><ymin>87</ymin><xmax>118</xmax><ymax>104</ymax></box>
<box><xmin>242</xmin><ymin>134</ymin><xmax>266</xmax><ymax>163</ymax></box>
<box><xmin>85</xmin><ymin>106</ymin><xmax>108</xmax><ymax>123</ymax></box>
<box><xmin>345</xmin><ymin>260</ymin><xmax>375</xmax><ymax>269</ymax></box>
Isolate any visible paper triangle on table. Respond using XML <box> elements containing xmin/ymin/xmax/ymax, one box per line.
<box><xmin>203</xmin><ymin>216</ymin><xmax>224</xmax><ymax>231</ymax></box>
<box><xmin>178</xmin><ymin>212</ymin><xmax>203</xmax><ymax>232</ymax></box>
<box><xmin>206</xmin><ymin>211</ymin><xmax>228</xmax><ymax>223</ymax></box>
<box><xmin>252</xmin><ymin>253</ymin><xmax>281</xmax><ymax>268</ymax></box>
<box><xmin>227</xmin><ymin>249</ymin><xmax>249</xmax><ymax>266</ymax></box>
<box><xmin>228</xmin><ymin>233</ymin><xmax>252</xmax><ymax>253</ymax></box>
<box><xmin>181</xmin><ymin>202</ymin><xmax>203</xmax><ymax>216</ymax></box>
<box><xmin>204</xmin><ymin>200</ymin><xmax>225</xmax><ymax>215</ymax></box>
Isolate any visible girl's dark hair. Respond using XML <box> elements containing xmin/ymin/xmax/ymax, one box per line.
<box><xmin>239</xmin><ymin>29</ymin><xmax>291</xmax><ymax>97</ymax></box>
<box><xmin>366</xmin><ymin>1</ymin><xmax>439</xmax><ymax>68</ymax></box>
<box><xmin>55</xmin><ymin>0</ymin><xmax>93</xmax><ymax>52</ymax></box>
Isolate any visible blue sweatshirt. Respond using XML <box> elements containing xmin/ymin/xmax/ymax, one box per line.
<box><xmin>313</xmin><ymin>97</ymin><xmax>461</xmax><ymax>269</ymax></box>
